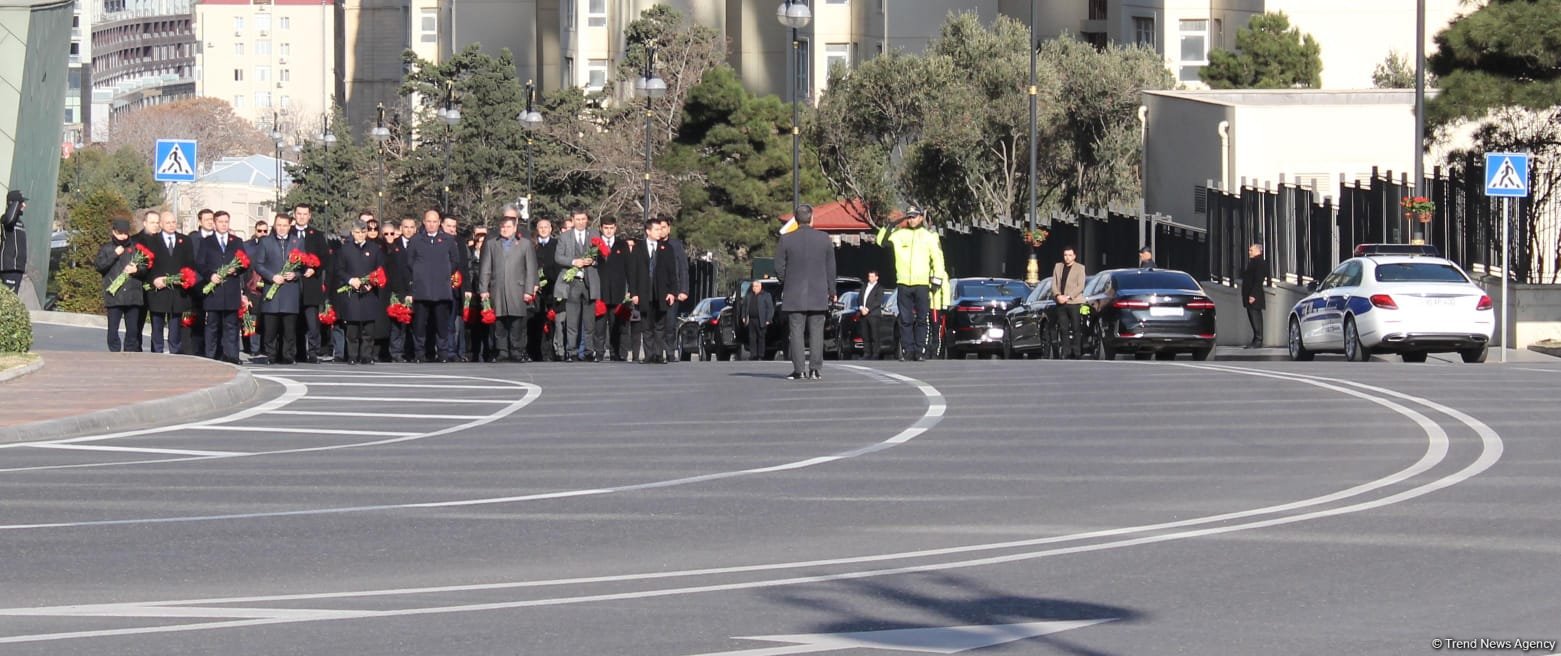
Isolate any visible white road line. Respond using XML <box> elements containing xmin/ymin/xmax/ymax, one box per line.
<box><xmin>198</xmin><ymin>426</ymin><xmax>420</xmax><ymax>437</ymax></box>
<box><xmin>299</xmin><ymin>395</ymin><xmax>514</xmax><ymax>405</ymax></box>
<box><xmin>268</xmin><ymin>410</ymin><xmax>488</xmax><ymax>420</ymax></box>
<box><xmin>22</xmin><ymin>444</ymin><xmax>250</xmax><ymax>457</ymax></box>
<box><xmin>0</xmin><ymin>363</ymin><xmax>1502</xmax><ymax>646</ymax></box>
<box><xmin>296</xmin><ymin>382</ymin><xmax>505</xmax><ymax>390</ymax></box>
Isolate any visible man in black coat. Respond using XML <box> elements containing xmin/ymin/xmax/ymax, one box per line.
<box><xmin>1241</xmin><ymin>243</ymin><xmax>1268</xmax><ymax>349</ymax></box>
<box><xmin>1</xmin><ymin>190</ymin><xmax>27</xmax><ymax>295</ymax></box>
<box><xmin>95</xmin><ymin>218</ymin><xmax>146</xmax><ymax>352</ymax></box>
<box><xmin>405</xmin><ymin>209</ymin><xmax>461</xmax><ymax>362</ymax></box>
<box><xmin>775</xmin><ymin>204</ymin><xmax>837</xmax><ymax>379</ymax></box>
<box><xmin>634</xmin><ymin>216</ymin><xmax>684</xmax><ymax>364</ymax></box>
<box><xmin>184</xmin><ymin>209</ymin><xmax>217</xmax><ymax>356</ymax></box>
<box><xmin>530</xmin><ymin>217</ymin><xmax>562</xmax><ymax>361</ymax></box>
<box><xmin>742</xmin><ymin>279</ymin><xmax>774</xmax><ymax>361</ymax></box>
<box><xmin>857</xmin><ymin>270</ymin><xmax>887</xmax><ymax>359</ymax></box>
<box><xmin>146</xmin><ymin>210</ymin><xmax>195</xmax><ymax>354</ymax></box>
<box><xmin>292</xmin><ymin>204</ymin><xmax>330</xmax><ymax>362</ymax></box>
<box><xmin>335</xmin><ymin>218</ymin><xmax>386</xmax><ymax>365</ymax></box>
<box><xmin>383</xmin><ymin>217</ymin><xmax>415</xmax><ymax>362</ymax></box>
<box><xmin>442</xmin><ymin>215</ymin><xmax>471</xmax><ymax>361</ymax></box>
<box><xmin>197</xmin><ymin>211</ymin><xmax>247</xmax><ymax>363</ymax></box>
<box><xmin>595</xmin><ymin>217</ymin><xmax>633</xmax><ymax>361</ymax></box>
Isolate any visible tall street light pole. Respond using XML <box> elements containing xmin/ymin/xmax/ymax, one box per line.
<box><xmin>1025</xmin><ymin>0</ymin><xmax>1040</xmax><ymax>285</ymax></box>
<box><xmin>370</xmin><ymin>102</ymin><xmax>391</xmax><ymax>221</ymax></box>
<box><xmin>520</xmin><ymin>80</ymin><xmax>544</xmax><ymax>203</ymax></box>
<box><xmin>636</xmin><ymin>48</ymin><xmax>667</xmax><ymax>226</ymax></box>
<box><xmin>321</xmin><ymin>112</ymin><xmax>337</xmax><ymax>227</ymax></box>
<box><xmin>437</xmin><ymin>80</ymin><xmax>461</xmax><ymax>214</ymax></box>
<box><xmin>1413</xmin><ymin>0</ymin><xmax>1427</xmax><ymax>245</ymax></box>
<box><xmin>270</xmin><ymin>111</ymin><xmax>283</xmax><ymax>212</ymax></box>
<box><xmin>778</xmin><ymin>0</ymin><xmax>811</xmax><ymax>214</ymax></box>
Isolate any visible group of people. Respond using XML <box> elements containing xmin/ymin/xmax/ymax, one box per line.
<box><xmin>97</xmin><ymin>203</ymin><xmax>696</xmax><ymax>365</ymax></box>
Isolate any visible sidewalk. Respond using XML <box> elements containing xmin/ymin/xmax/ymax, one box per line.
<box><xmin>0</xmin><ymin>351</ymin><xmax>259</xmax><ymax>444</ymax></box>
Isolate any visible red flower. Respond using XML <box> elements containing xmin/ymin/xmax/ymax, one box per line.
<box><xmin>386</xmin><ymin>294</ymin><xmax>414</xmax><ymax>324</ymax></box>
<box><xmin>180</xmin><ymin>311</ymin><xmax>196</xmax><ymax>328</ymax></box>
<box><xmin>318</xmin><ymin>303</ymin><xmax>338</xmax><ymax>326</ymax></box>
<box><xmin>450</xmin><ymin>270</ymin><xmax>464</xmax><ymax>288</ymax></box>
<box><xmin>594</xmin><ymin>299</ymin><xmax>607</xmax><ymax>317</ymax></box>
<box><xmin>368</xmin><ymin>267</ymin><xmax>387</xmax><ymax>288</ymax></box>
<box><xmin>592</xmin><ymin>236</ymin><xmax>609</xmax><ymax>259</ymax></box>
<box><xmin>546</xmin><ymin>308</ymin><xmax>557</xmax><ymax>323</ymax></box>
<box><xmin>288</xmin><ymin>249</ymin><xmax>305</xmax><ymax>265</ymax></box>
<box><xmin>176</xmin><ymin>266</ymin><xmax>199</xmax><ymax>290</ymax></box>
<box><xmin>235</xmin><ymin>250</ymin><xmax>251</xmax><ymax>268</ymax></box>
<box><xmin>614</xmin><ymin>303</ymin><xmax>633</xmax><ymax>321</ymax></box>
<box><xmin>461</xmin><ymin>296</ymin><xmax>472</xmax><ymax>322</ymax></box>
<box><xmin>301</xmin><ymin>252</ymin><xmax>322</xmax><ymax>269</ymax></box>
<box><xmin>135</xmin><ymin>243</ymin><xmax>156</xmax><ymax>266</ymax></box>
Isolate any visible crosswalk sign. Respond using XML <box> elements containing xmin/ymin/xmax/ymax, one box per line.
<box><xmin>1484</xmin><ymin>152</ymin><xmax>1529</xmax><ymax>198</ymax></box>
<box><xmin>154</xmin><ymin>139</ymin><xmax>198</xmax><ymax>182</ymax></box>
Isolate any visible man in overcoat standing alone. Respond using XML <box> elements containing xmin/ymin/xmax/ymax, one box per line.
<box><xmin>774</xmin><ymin>204</ymin><xmax>836</xmax><ymax>380</ymax></box>
<box><xmin>479</xmin><ymin>215</ymin><xmax>539</xmax><ymax>362</ymax></box>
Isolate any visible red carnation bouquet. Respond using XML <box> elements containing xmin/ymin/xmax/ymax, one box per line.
<box><xmin>239</xmin><ymin>298</ymin><xmax>256</xmax><ymax>337</ymax></box>
<box><xmin>300</xmin><ymin>252</ymin><xmax>322</xmax><ymax>270</ymax></box>
<box><xmin>107</xmin><ymin>243</ymin><xmax>155</xmax><ymax>295</ymax></box>
<box><xmin>592</xmin><ymin>236</ymin><xmax>609</xmax><ymax>259</ymax></box>
<box><xmin>594</xmin><ymin>299</ymin><xmax>607</xmax><ymax>318</ymax></box>
<box><xmin>461</xmin><ymin>295</ymin><xmax>473</xmax><ymax>322</ymax></box>
<box><xmin>202</xmin><ymin>250</ymin><xmax>251</xmax><ymax>295</ymax></box>
<box><xmin>318</xmin><ymin>301</ymin><xmax>338</xmax><ymax>326</ymax></box>
<box><xmin>387</xmin><ymin>294</ymin><xmax>413</xmax><ymax>324</ymax></box>
<box><xmin>543</xmin><ymin>307</ymin><xmax>556</xmax><ymax>335</ymax></box>
<box><xmin>480</xmin><ymin>298</ymin><xmax>496</xmax><ymax>324</ymax></box>
<box><xmin>266</xmin><ymin>249</ymin><xmax>308</xmax><ymax>300</ymax></box>
<box><xmin>451</xmin><ymin>270</ymin><xmax>464</xmax><ymax>289</ymax></box>
<box><xmin>180</xmin><ymin>311</ymin><xmax>196</xmax><ymax>328</ymax></box>
<box><xmin>337</xmin><ymin>266</ymin><xmax>388</xmax><ymax>294</ymax></box>
<box><xmin>165</xmin><ymin>266</ymin><xmax>200</xmax><ymax>291</ymax></box>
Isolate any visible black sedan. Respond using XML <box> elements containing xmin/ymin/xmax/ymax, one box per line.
<box><xmin>1001</xmin><ymin>276</ymin><xmax>1057</xmax><ymax>359</ymax></box>
<box><xmin>937</xmin><ymin>278</ymin><xmax>1031</xmax><ymax>359</ymax></box>
<box><xmin>714</xmin><ymin>277</ymin><xmax>865</xmax><ymax>361</ymax></box>
<box><xmin>1076</xmin><ymin>268</ymin><xmax>1217</xmax><ymax>360</ymax></box>
<box><xmin>823</xmin><ymin>290</ymin><xmax>901</xmax><ymax>359</ymax></box>
<box><xmin>674</xmin><ymin>297</ymin><xmax>727</xmax><ymax>361</ymax></box>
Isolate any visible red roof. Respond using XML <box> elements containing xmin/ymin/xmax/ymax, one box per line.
<box><xmin>779</xmin><ymin>199</ymin><xmax>903</xmax><ymax>234</ymax></box>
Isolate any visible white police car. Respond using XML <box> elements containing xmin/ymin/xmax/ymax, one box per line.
<box><xmin>1287</xmin><ymin>255</ymin><xmax>1494</xmax><ymax>363</ymax></box>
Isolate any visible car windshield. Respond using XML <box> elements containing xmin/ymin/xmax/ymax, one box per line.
<box><xmin>956</xmin><ymin>281</ymin><xmax>1027</xmax><ymax>300</ymax></box>
<box><xmin>838</xmin><ymin>291</ymin><xmax>860</xmax><ymax>310</ymax></box>
<box><xmin>1374</xmin><ymin>262</ymin><xmax>1469</xmax><ymax>283</ymax></box>
<box><xmin>1115</xmin><ymin>271</ymin><xmax>1200</xmax><ymax>291</ymax></box>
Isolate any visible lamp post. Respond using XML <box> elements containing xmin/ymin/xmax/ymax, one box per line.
<box><xmin>1024</xmin><ymin>0</ymin><xmax>1040</xmax><ymax>285</ymax></box>
<box><xmin>519</xmin><ymin>80</ymin><xmax>544</xmax><ymax>202</ymax></box>
<box><xmin>437</xmin><ymin>80</ymin><xmax>461</xmax><ymax>214</ymax></box>
<box><xmin>777</xmin><ymin>0</ymin><xmax>811</xmax><ymax>214</ymax></box>
<box><xmin>370</xmin><ymin>102</ymin><xmax>392</xmax><ymax>221</ymax></box>
<box><xmin>321</xmin><ymin>112</ymin><xmax>338</xmax><ymax>226</ymax></box>
<box><xmin>1412</xmin><ymin>0</ymin><xmax>1427</xmax><ymax>245</ymax></box>
<box><xmin>635</xmin><ymin>48</ymin><xmax>667</xmax><ymax>225</ymax></box>
<box><xmin>270</xmin><ymin>112</ymin><xmax>283</xmax><ymax>212</ymax></box>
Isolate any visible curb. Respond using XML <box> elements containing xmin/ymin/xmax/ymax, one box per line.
<box><xmin>0</xmin><ymin>359</ymin><xmax>261</xmax><ymax>445</ymax></box>
<box><xmin>0</xmin><ymin>354</ymin><xmax>44</xmax><ymax>383</ymax></box>
<box><xmin>1529</xmin><ymin>343</ymin><xmax>1561</xmax><ymax>359</ymax></box>
<box><xmin>29</xmin><ymin>310</ymin><xmax>108</xmax><ymax>329</ymax></box>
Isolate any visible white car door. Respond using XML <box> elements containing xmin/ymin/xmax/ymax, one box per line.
<box><xmin>1318</xmin><ymin>261</ymin><xmax>1364</xmax><ymax>349</ymax></box>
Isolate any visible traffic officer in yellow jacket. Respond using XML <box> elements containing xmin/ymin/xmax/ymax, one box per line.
<box><xmin>876</xmin><ymin>206</ymin><xmax>946</xmax><ymax>361</ymax></box>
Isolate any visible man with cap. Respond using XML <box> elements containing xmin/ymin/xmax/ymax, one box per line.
<box><xmin>0</xmin><ymin>190</ymin><xmax>26</xmax><ymax>295</ymax></box>
<box><xmin>876</xmin><ymin>206</ymin><xmax>946</xmax><ymax>361</ymax></box>
<box><xmin>94</xmin><ymin>217</ymin><xmax>146</xmax><ymax>351</ymax></box>
<box><xmin>775</xmin><ymin>204</ymin><xmax>837</xmax><ymax>380</ymax></box>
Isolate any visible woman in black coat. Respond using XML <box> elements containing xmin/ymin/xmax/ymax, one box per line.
<box><xmin>334</xmin><ymin>221</ymin><xmax>386</xmax><ymax>364</ymax></box>
<box><xmin>95</xmin><ymin>218</ymin><xmax>149</xmax><ymax>352</ymax></box>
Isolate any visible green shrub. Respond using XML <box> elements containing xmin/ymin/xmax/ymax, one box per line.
<box><xmin>0</xmin><ymin>286</ymin><xmax>32</xmax><ymax>353</ymax></box>
<box><xmin>54</xmin><ymin>266</ymin><xmax>105</xmax><ymax>315</ymax></box>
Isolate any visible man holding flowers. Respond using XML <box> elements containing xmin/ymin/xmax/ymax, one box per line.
<box><xmin>253</xmin><ymin>213</ymin><xmax>306</xmax><ymax>364</ymax></box>
<box><xmin>196</xmin><ymin>210</ymin><xmax>249</xmax><ymax>363</ymax></box>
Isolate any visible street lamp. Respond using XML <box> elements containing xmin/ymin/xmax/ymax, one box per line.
<box><xmin>636</xmin><ymin>48</ymin><xmax>667</xmax><ymax>225</ymax></box>
<box><xmin>270</xmin><ymin>111</ymin><xmax>283</xmax><ymax>211</ymax></box>
<box><xmin>519</xmin><ymin>79</ymin><xmax>544</xmax><ymax>201</ymax></box>
<box><xmin>437</xmin><ymin>80</ymin><xmax>461</xmax><ymax>214</ymax></box>
<box><xmin>1024</xmin><ymin>0</ymin><xmax>1040</xmax><ymax>285</ymax></box>
<box><xmin>776</xmin><ymin>0</ymin><xmax>811</xmax><ymax>214</ymax></box>
<box><xmin>321</xmin><ymin>112</ymin><xmax>338</xmax><ymax>226</ymax></box>
<box><xmin>370</xmin><ymin>102</ymin><xmax>391</xmax><ymax>221</ymax></box>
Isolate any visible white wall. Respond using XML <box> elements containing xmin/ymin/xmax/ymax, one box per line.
<box><xmin>1244</xmin><ymin>0</ymin><xmax>1465</xmax><ymax>89</ymax></box>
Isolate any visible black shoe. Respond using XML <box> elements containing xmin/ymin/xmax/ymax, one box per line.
<box><xmin>390</xmin><ymin>356</ymin><xmax>406</xmax><ymax>363</ymax></box>
<box><xmin>300</xmin><ymin>355</ymin><xmax>319</xmax><ymax>364</ymax></box>
<box><xmin>275</xmin><ymin>357</ymin><xmax>295</xmax><ymax>365</ymax></box>
<box><xmin>786</xmin><ymin>371</ymin><xmax>806</xmax><ymax>380</ymax></box>
<box><xmin>808</xmin><ymin>369</ymin><xmax>822</xmax><ymax>380</ymax></box>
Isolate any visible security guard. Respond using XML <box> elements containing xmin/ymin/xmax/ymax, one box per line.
<box><xmin>876</xmin><ymin>206</ymin><xmax>946</xmax><ymax>361</ymax></box>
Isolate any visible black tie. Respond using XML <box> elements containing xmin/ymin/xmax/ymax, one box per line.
<box><xmin>166</xmin><ymin>235</ymin><xmax>174</xmax><ymax>251</ymax></box>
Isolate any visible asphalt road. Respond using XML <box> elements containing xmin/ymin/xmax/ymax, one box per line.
<box><xmin>3</xmin><ymin>324</ymin><xmax>1559</xmax><ymax>655</ymax></box>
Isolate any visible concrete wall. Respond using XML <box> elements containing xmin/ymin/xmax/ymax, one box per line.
<box><xmin>1203</xmin><ymin>279</ymin><xmax>1306</xmax><ymax>346</ymax></box>
<box><xmin>1</xmin><ymin>0</ymin><xmax>72</xmax><ymax>306</ymax></box>
<box><xmin>1142</xmin><ymin>91</ymin><xmax>1232</xmax><ymax>229</ymax></box>
<box><xmin>1476</xmin><ymin>278</ymin><xmax>1561</xmax><ymax>350</ymax></box>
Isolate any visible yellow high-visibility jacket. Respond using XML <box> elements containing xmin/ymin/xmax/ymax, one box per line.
<box><xmin>876</xmin><ymin>225</ymin><xmax>947</xmax><ymax>288</ymax></box>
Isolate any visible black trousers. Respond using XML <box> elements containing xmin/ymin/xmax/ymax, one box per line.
<box><xmin>897</xmin><ymin>285</ymin><xmax>930</xmax><ymax>358</ymax></box>
<box><xmin>262</xmin><ymin>313</ymin><xmax>298</xmax><ymax>362</ymax></box>
<box><xmin>344</xmin><ymin>321</ymin><xmax>375</xmax><ymax>362</ymax></box>
<box><xmin>106</xmin><ymin>306</ymin><xmax>142</xmax><ymax>352</ymax></box>
<box><xmin>1247</xmin><ymin>306</ymin><xmax>1265</xmax><ymax>346</ymax></box>
<box><xmin>645</xmin><ymin>300</ymin><xmax>673</xmax><ymax>360</ymax></box>
<box><xmin>412</xmin><ymin>300</ymin><xmax>453</xmax><ymax>360</ymax></box>
<box><xmin>296</xmin><ymin>305</ymin><xmax>321</xmax><ymax>359</ymax></box>
<box><xmin>1057</xmin><ymin>304</ymin><xmax>1083</xmax><ymax>358</ymax></box>
<box><xmin>149</xmin><ymin>311</ymin><xmax>183</xmax><ymax>354</ymax></box>
<box><xmin>389</xmin><ymin>321</ymin><xmax>412</xmax><ymax>361</ymax></box>
<box><xmin>788</xmin><ymin>311</ymin><xmax>826</xmax><ymax>374</ymax></box>
<box><xmin>858</xmin><ymin>312</ymin><xmax>881</xmax><ymax>359</ymax></box>
<box><xmin>466</xmin><ymin>320</ymin><xmax>494</xmax><ymax>360</ymax></box>
<box><xmin>594</xmin><ymin>306</ymin><xmax>627</xmax><ymax>359</ymax></box>
<box><xmin>494</xmin><ymin>315</ymin><xmax>527</xmax><ymax>360</ymax></box>
<box><xmin>186</xmin><ymin>299</ymin><xmax>206</xmax><ymax>356</ymax></box>
<box><xmin>745</xmin><ymin>319</ymin><xmax>766</xmax><ymax>360</ymax></box>
<box><xmin>204</xmin><ymin>310</ymin><xmax>240</xmax><ymax>361</ymax></box>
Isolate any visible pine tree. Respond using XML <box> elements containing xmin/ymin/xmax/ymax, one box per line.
<box><xmin>1202</xmin><ymin>12</ymin><xmax>1322</xmax><ymax>89</ymax></box>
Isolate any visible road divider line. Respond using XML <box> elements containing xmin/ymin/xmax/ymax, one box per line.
<box><xmin>198</xmin><ymin>426</ymin><xmax>421</xmax><ymax>437</ymax></box>
<box><xmin>23</xmin><ymin>444</ymin><xmax>250</xmax><ymax>457</ymax></box>
<box><xmin>268</xmin><ymin>410</ymin><xmax>488</xmax><ymax>420</ymax></box>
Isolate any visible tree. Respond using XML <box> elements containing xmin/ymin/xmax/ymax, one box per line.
<box><xmin>809</xmin><ymin>51</ymin><xmax>935</xmax><ymax>228</ymax></box>
<box><xmin>106</xmin><ymin>98</ymin><xmax>274</xmax><ymax>171</ymax></box>
<box><xmin>57</xmin><ymin>145</ymin><xmax>165</xmax><ymax>213</ymax></box>
<box><xmin>55</xmin><ymin>188</ymin><xmax>133</xmax><ymax>314</ymax></box>
<box><xmin>1371</xmin><ymin>50</ymin><xmax>1417</xmax><ymax>89</ymax></box>
<box><xmin>1202</xmin><ymin>12</ymin><xmax>1322</xmax><ymax>89</ymax></box>
<box><xmin>283</xmin><ymin>106</ymin><xmax>380</xmax><ymax>232</ymax></box>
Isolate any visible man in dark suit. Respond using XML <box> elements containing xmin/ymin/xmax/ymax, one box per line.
<box><xmin>197</xmin><ymin>211</ymin><xmax>247</xmax><ymax>363</ymax></box>
<box><xmin>530</xmin><ymin>217</ymin><xmax>562</xmax><ymax>361</ymax></box>
<box><xmin>131</xmin><ymin>210</ymin><xmax>162</xmax><ymax>351</ymax></box>
<box><xmin>554</xmin><ymin>209</ymin><xmax>601</xmax><ymax>362</ymax></box>
<box><xmin>442</xmin><ymin>215</ymin><xmax>471</xmax><ymax>361</ymax></box>
<box><xmin>595</xmin><ymin>216</ymin><xmax>632</xmax><ymax>361</ymax></box>
<box><xmin>146</xmin><ymin>210</ymin><xmax>195</xmax><ymax>354</ymax></box>
<box><xmin>184</xmin><ymin>209</ymin><xmax>217</xmax><ymax>356</ymax></box>
<box><xmin>1242</xmin><ymin>243</ymin><xmax>1268</xmax><ymax>349</ymax></box>
<box><xmin>857</xmin><ymin>270</ymin><xmax>887</xmax><ymax>359</ymax></box>
<box><xmin>636</xmin><ymin>216</ymin><xmax>683</xmax><ymax>364</ymax></box>
<box><xmin>775</xmin><ymin>204</ymin><xmax>837</xmax><ymax>380</ymax></box>
<box><xmin>405</xmin><ymin>209</ymin><xmax>461</xmax><ymax>362</ymax></box>
<box><xmin>253</xmin><ymin>213</ymin><xmax>306</xmax><ymax>364</ymax></box>
<box><xmin>742</xmin><ymin>279</ymin><xmax>774</xmax><ymax>361</ymax></box>
<box><xmin>292</xmin><ymin>204</ymin><xmax>330</xmax><ymax>362</ymax></box>
<box><xmin>383</xmin><ymin>217</ymin><xmax>416</xmax><ymax>362</ymax></box>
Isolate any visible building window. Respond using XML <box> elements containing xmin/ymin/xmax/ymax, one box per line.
<box><xmin>280</xmin><ymin>43</ymin><xmax>290</xmax><ymax>57</ymax></box>
<box><xmin>256</xmin><ymin>40</ymin><xmax>271</xmax><ymax>56</ymax></box>
<box><xmin>233</xmin><ymin>16</ymin><xmax>244</xmax><ymax>31</ymax></box>
<box><xmin>420</xmin><ymin>8</ymin><xmax>438</xmax><ymax>42</ymax></box>
<box><xmin>824</xmin><ymin>43</ymin><xmax>851</xmax><ymax>74</ymax></box>
<box><xmin>233</xmin><ymin>95</ymin><xmax>245</xmax><ymax>108</ymax></box>
<box><xmin>280</xmin><ymin>16</ymin><xmax>290</xmax><ymax>30</ymax></box>
<box><xmin>234</xmin><ymin>68</ymin><xmax>244</xmax><ymax>81</ymax></box>
<box><xmin>1179</xmin><ymin>19</ymin><xmax>1208</xmax><ymax>62</ymax></box>
<box><xmin>234</xmin><ymin>42</ymin><xmax>245</xmax><ymax>56</ymax></box>
<box><xmin>280</xmin><ymin>69</ymin><xmax>290</xmax><ymax>82</ymax></box>
<box><xmin>280</xmin><ymin>95</ymin><xmax>290</xmax><ymax>109</ymax></box>
<box><xmin>586</xmin><ymin>59</ymin><xmax>608</xmax><ymax>90</ymax></box>
<box><xmin>1089</xmin><ymin>0</ymin><xmax>1106</xmax><ymax>21</ymax></box>
<box><xmin>587</xmin><ymin>0</ymin><xmax>606</xmax><ymax>26</ymax></box>
<box><xmin>256</xmin><ymin>66</ymin><xmax>270</xmax><ymax>82</ymax></box>
<box><xmin>69</xmin><ymin>42</ymin><xmax>79</xmax><ymax>54</ymax></box>
<box><xmin>256</xmin><ymin>92</ymin><xmax>271</xmax><ymax>107</ymax></box>
<box><xmin>1132</xmin><ymin>16</ymin><xmax>1155</xmax><ymax>48</ymax></box>
<box><xmin>795</xmin><ymin>38</ymin><xmax>810</xmax><ymax>99</ymax></box>
<box><xmin>255</xmin><ymin>14</ymin><xmax>270</xmax><ymax>32</ymax></box>
<box><xmin>65</xmin><ymin>108</ymin><xmax>75</xmax><ymax>123</ymax></box>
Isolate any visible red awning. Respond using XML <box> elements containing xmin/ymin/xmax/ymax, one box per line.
<box><xmin>779</xmin><ymin>199</ymin><xmax>903</xmax><ymax>234</ymax></box>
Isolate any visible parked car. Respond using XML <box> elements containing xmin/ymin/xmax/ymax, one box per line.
<box><xmin>936</xmin><ymin>278</ymin><xmax>1031</xmax><ymax>359</ymax></box>
<box><xmin>674</xmin><ymin>297</ymin><xmax>727</xmax><ymax>361</ymax></box>
<box><xmin>1353</xmin><ymin>243</ymin><xmax>1442</xmax><ymax>258</ymax></box>
<box><xmin>1287</xmin><ymin>255</ymin><xmax>1493</xmax><ymax>363</ymax></box>
<box><xmin>1002</xmin><ymin>276</ymin><xmax>1057</xmax><ymax>359</ymax></box>
<box><xmin>1074</xmin><ymin>268</ymin><xmax>1217</xmax><ymax>361</ymax></box>
<box><xmin>823</xmin><ymin>288</ymin><xmax>901</xmax><ymax>359</ymax></box>
<box><xmin>713</xmin><ymin>276</ymin><xmax>864</xmax><ymax>361</ymax></box>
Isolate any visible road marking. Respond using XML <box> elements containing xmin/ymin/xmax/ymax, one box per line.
<box><xmin>294</xmin><ymin>382</ymin><xmax>505</xmax><ymax>390</ymax></box>
<box><xmin>695</xmin><ymin>620</ymin><xmax>1115</xmax><ymax>655</ymax></box>
<box><xmin>21</xmin><ymin>444</ymin><xmax>249</xmax><ymax>457</ymax></box>
<box><xmin>268</xmin><ymin>410</ymin><xmax>488</xmax><ymax>420</ymax></box>
<box><xmin>0</xmin><ymin>364</ymin><xmax>1500</xmax><ymax>646</ymax></box>
<box><xmin>300</xmin><ymin>395</ymin><xmax>515</xmax><ymax>405</ymax></box>
<box><xmin>197</xmin><ymin>426</ymin><xmax>420</xmax><ymax>437</ymax></box>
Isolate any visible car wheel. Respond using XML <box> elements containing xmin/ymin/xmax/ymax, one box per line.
<box><xmin>1288</xmin><ymin>317</ymin><xmax>1315</xmax><ymax>362</ymax></box>
<box><xmin>1192</xmin><ymin>346</ymin><xmax>1214</xmax><ymax>361</ymax></box>
<box><xmin>1401</xmin><ymin>351</ymin><xmax>1428</xmax><ymax>363</ymax></box>
<box><xmin>1344</xmin><ymin>317</ymin><xmax>1371</xmax><ymax>362</ymax></box>
<box><xmin>1001</xmin><ymin>335</ymin><xmax>1013</xmax><ymax>360</ymax></box>
<box><xmin>697</xmin><ymin>340</ymin><xmax>710</xmax><ymax>361</ymax></box>
<box><xmin>1095</xmin><ymin>328</ymin><xmax>1117</xmax><ymax>361</ymax></box>
<box><xmin>835</xmin><ymin>337</ymin><xmax>848</xmax><ymax>361</ymax></box>
<box><xmin>1460</xmin><ymin>345</ymin><xmax>1488</xmax><ymax>363</ymax></box>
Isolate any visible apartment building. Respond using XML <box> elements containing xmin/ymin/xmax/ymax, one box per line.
<box><xmin>90</xmin><ymin>0</ymin><xmax>197</xmax><ymax>141</ymax></box>
<box><xmin>65</xmin><ymin>2</ymin><xmax>89</xmax><ymax>145</ymax></box>
<box><xmin>193</xmin><ymin>0</ymin><xmax>335</xmax><ymax>134</ymax></box>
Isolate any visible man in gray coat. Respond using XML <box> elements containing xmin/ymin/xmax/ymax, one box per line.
<box><xmin>774</xmin><ymin>204</ymin><xmax>837</xmax><ymax>380</ymax></box>
<box><xmin>553</xmin><ymin>209</ymin><xmax>601</xmax><ymax>362</ymax></box>
<box><xmin>480</xmin><ymin>215</ymin><xmax>540</xmax><ymax>362</ymax></box>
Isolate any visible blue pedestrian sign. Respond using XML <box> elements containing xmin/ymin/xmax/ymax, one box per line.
<box><xmin>154</xmin><ymin>139</ymin><xmax>198</xmax><ymax>183</ymax></box>
<box><xmin>1483</xmin><ymin>152</ymin><xmax>1529</xmax><ymax>198</ymax></box>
